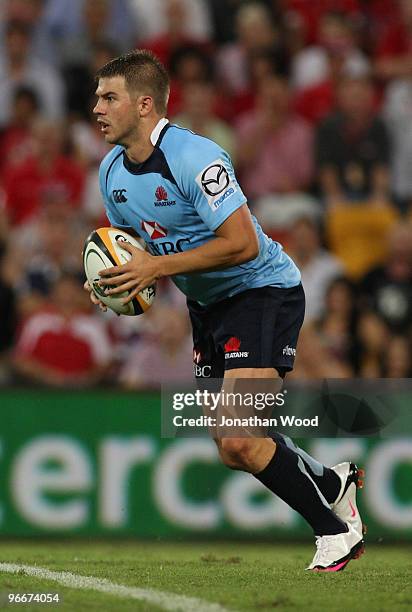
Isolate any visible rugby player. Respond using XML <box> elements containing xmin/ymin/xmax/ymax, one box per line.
<box><xmin>85</xmin><ymin>49</ymin><xmax>364</xmax><ymax>571</ymax></box>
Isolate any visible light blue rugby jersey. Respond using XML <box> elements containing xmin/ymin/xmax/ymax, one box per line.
<box><xmin>99</xmin><ymin>119</ymin><xmax>301</xmax><ymax>305</ymax></box>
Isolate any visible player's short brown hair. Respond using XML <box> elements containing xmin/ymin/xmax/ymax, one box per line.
<box><xmin>95</xmin><ymin>49</ymin><xmax>170</xmax><ymax>114</ymax></box>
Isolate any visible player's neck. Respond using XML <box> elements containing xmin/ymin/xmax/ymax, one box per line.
<box><xmin>124</xmin><ymin>116</ymin><xmax>163</xmax><ymax>164</ymax></box>
<box><xmin>124</xmin><ymin>141</ymin><xmax>153</xmax><ymax>165</ymax></box>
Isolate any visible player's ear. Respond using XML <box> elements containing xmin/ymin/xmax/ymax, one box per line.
<box><xmin>138</xmin><ymin>95</ymin><xmax>154</xmax><ymax>117</ymax></box>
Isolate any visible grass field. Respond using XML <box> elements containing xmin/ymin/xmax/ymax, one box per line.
<box><xmin>0</xmin><ymin>541</ymin><xmax>410</xmax><ymax>612</ymax></box>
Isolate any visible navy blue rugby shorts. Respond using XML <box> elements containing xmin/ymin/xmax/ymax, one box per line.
<box><xmin>187</xmin><ymin>283</ymin><xmax>305</xmax><ymax>381</ymax></box>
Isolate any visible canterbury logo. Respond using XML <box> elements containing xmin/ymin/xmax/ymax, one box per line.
<box><xmin>112</xmin><ymin>189</ymin><xmax>127</xmax><ymax>203</ymax></box>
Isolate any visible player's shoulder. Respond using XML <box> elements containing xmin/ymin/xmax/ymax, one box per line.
<box><xmin>99</xmin><ymin>145</ymin><xmax>124</xmax><ymax>174</ymax></box>
<box><xmin>165</xmin><ymin>124</ymin><xmax>225</xmax><ymax>157</ymax></box>
<box><xmin>162</xmin><ymin>124</ymin><xmax>230</xmax><ymax>173</ymax></box>
<box><xmin>164</xmin><ymin>122</ymin><xmax>214</xmax><ymax>143</ymax></box>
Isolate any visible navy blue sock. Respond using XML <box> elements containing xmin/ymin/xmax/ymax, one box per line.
<box><xmin>271</xmin><ymin>433</ymin><xmax>341</xmax><ymax>504</ymax></box>
<box><xmin>255</xmin><ymin>442</ymin><xmax>348</xmax><ymax>536</ymax></box>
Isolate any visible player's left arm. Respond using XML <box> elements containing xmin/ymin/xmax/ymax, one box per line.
<box><xmin>99</xmin><ymin>203</ymin><xmax>259</xmax><ymax>302</ymax></box>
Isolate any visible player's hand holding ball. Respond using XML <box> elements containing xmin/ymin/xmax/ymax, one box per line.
<box><xmin>83</xmin><ymin>228</ymin><xmax>156</xmax><ymax>316</ymax></box>
<box><xmin>83</xmin><ymin>278</ymin><xmax>107</xmax><ymax>312</ymax></box>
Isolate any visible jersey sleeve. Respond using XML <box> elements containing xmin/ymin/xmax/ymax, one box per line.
<box><xmin>177</xmin><ymin>139</ymin><xmax>247</xmax><ymax>232</ymax></box>
<box><xmin>98</xmin><ymin>151</ymin><xmax>133</xmax><ymax>230</ymax></box>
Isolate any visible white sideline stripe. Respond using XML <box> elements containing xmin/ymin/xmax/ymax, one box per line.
<box><xmin>0</xmin><ymin>563</ymin><xmax>232</xmax><ymax>612</ymax></box>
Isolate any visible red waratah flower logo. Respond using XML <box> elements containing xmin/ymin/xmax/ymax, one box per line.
<box><xmin>224</xmin><ymin>337</ymin><xmax>241</xmax><ymax>352</ymax></box>
<box><xmin>155</xmin><ymin>186</ymin><xmax>168</xmax><ymax>201</ymax></box>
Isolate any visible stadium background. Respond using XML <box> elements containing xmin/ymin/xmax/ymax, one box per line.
<box><xmin>0</xmin><ymin>0</ymin><xmax>410</xmax><ymax>544</ymax></box>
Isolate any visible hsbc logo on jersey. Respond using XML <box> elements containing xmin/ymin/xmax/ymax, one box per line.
<box><xmin>193</xmin><ymin>348</ymin><xmax>211</xmax><ymax>377</ymax></box>
<box><xmin>196</xmin><ymin>159</ymin><xmax>238</xmax><ymax>211</ymax></box>
<box><xmin>141</xmin><ymin>220</ymin><xmax>168</xmax><ymax>239</ymax></box>
<box><xmin>146</xmin><ymin>237</ymin><xmax>191</xmax><ymax>255</ymax></box>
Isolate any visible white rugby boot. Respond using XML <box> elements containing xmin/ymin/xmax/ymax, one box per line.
<box><xmin>306</xmin><ymin>524</ymin><xmax>364</xmax><ymax>572</ymax></box>
<box><xmin>331</xmin><ymin>462</ymin><xmax>365</xmax><ymax>539</ymax></box>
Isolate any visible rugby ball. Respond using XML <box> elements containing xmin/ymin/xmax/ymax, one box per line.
<box><xmin>83</xmin><ymin>227</ymin><xmax>156</xmax><ymax>316</ymax></box>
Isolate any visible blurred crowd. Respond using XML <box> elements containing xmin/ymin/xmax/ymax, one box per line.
<box><xmin>1</xmin><ymin>0</ymin><xmax>412</xmax><ymax>389</ymax></box>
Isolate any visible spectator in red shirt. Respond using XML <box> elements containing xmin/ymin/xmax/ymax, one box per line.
<box><xmin>3</xmin><ymin>117</ymin><xmax>85</xmax><ymax>226</ymax></box>
<box><xmin>284</xmin><ymin>0</ymin><xmax>362</xmax><ymax>46</ymax></box>
<box><xmin>230</xmin><ymin>46</ymin><xmax>291</xmax><ymax>119</ymax></box>
<box><xmin>13</xmin><ymin>272</ymin><xmax>112</xmax><ymax>387</ymax></box>
<box><xmin>139</xmin><ymin>0</ymin><xmax>211</xmax><ymax>69</ymax></box>
<box><xmin>292</xmin><ymin>11</ymin><xmax>370</xmax><ymax>124</ymax></box>
<box><xmin>217</xmin><ymin>3</ymin><xmax>282</xmax><ymax>97</ymax></box>
<box><xmin>0</xmin><ymin>85</ymin><xmax>39</xmax><ymax>178</ymax></box>
<box><xmin>375</xmin><ymin>0</ymin><xmax>412</xmax><ymax>80</ymax></box>
<box><xmin>362</xmin><ymin>0</ymin><xmax>402</xmax><ymax>49</ymax></box>
<box><xmin>167</xmin><ymin>44</ymin><xmax>216</xmax><ymax>117</ymax></box>
<box><xmin>235</xmin><ymin>75</ymin><xmax>314</xmax><ymax>200</ymax></box>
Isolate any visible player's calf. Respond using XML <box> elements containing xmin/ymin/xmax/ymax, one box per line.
<box><xmin>218</xmin><ymin>438</ymin><xmax>275</xmax><ymax>472</ymax></box>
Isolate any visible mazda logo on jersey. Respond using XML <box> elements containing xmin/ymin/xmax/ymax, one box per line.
<box><xmin>201</xmin><ymin>164</ymin><xmax>229</xmax><ymax>196</ymax></box>
<box><xmin>141</xmin><ymin>220</ymin><xmax>168</xmax><ymax>239</ymax></box>
<box><xmin>196</xmin><ymin>158</ymin><xmax>237</xmax><ymax>212</ymax></box>
<box><xmin>112</xmin><ymin>189</ymin><xmax>127</xmax><ymax>203</ymax></box>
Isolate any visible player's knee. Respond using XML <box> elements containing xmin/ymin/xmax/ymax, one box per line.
<box><xmin>219</xmin><ymin>438</ymin><xmax>258</xmax><ymax>471</ymax></box>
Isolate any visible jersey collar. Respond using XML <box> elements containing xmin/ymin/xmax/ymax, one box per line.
<box><xmin>150</xmin><ymin>118</ymin><xmax>169</xmax><ymax>146</ymax></box>
<box><xmin>122</xmin><ymin>118</ymin><xmax>173</xmax><ymax>177</ymax></box>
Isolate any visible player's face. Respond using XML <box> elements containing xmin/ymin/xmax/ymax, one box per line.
<box><xmin>93</xmin><ymin>76</ymin><xmax>140</xmax><ymax>146</ymax></box>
